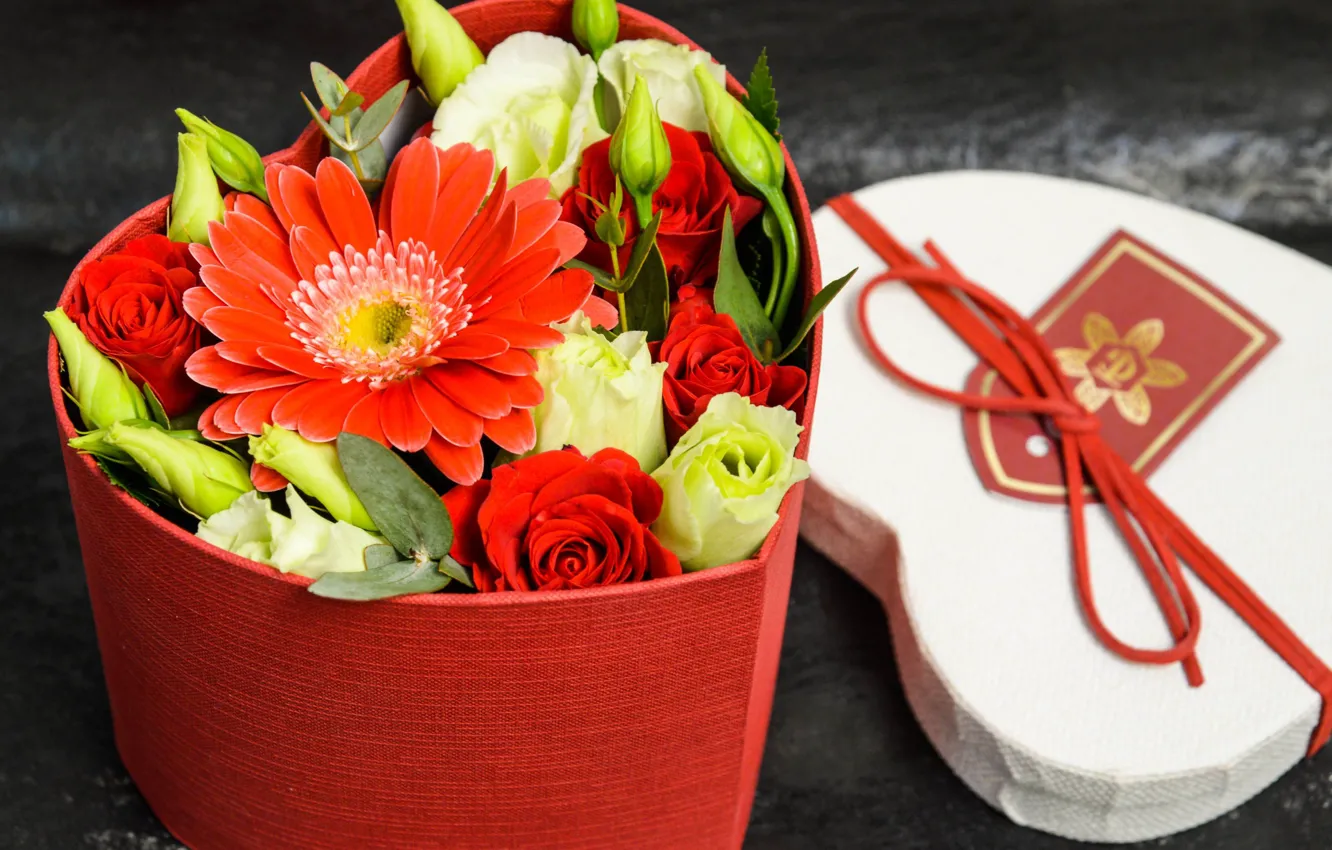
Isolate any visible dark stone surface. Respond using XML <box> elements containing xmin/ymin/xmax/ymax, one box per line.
<box><xmin>7</xmin><ymin>0</ymin><xmax>1332</xmax><ymax>847</ymax></box>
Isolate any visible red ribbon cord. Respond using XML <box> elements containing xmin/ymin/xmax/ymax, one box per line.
<box><xmin>828</xmin><ymin>194</ymin><xmax>1332</xmax><ymax>756</ymax></box>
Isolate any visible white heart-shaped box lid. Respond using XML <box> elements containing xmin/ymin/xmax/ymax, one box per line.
<box><xmin>802</xmin><ymin>171</ymin><xmax>1332</xmax><ymax>843</ymax></box>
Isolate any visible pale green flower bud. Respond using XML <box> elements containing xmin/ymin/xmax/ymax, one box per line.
<box><xmin>248</xmin><ymin>424</ymin><xmax>376</xmax><ymax>531</ymax></box>
<box><xmin>175</xmin><ymin>109</ymin><xmax>269</xmax><ymax>201</ymax></box>
<box><xmin>396</xmin><ymin>0</ymin><xmax>485</xmax><ymax>107</ymax></box>
<box><xmin>692</xmin><ymin>66</ymin><xmax>785</xmax><ymax>198</ymax></box>
<box><xmin>609</xmin><ymin>74</ymin><xmax>671</xmax><ymax>226</ymax></box>
<box><xmin>103</xmin><ymin>420</ymin><xmax>252</xmax><ymax>518</ymax></box>
<box><xmin>651</xmin><ymin>393</ymin><xmax>809</xmax><ymax>571</ymax></box>
<box><xmin>571</xmin><ymin>0</ymin><xmax>619</xmax><ymax>61</ymax></box>
<box><xmin>531</xmin><ymin>311</ymin><xmax>667</xmax><ymax>473</ymax></box>
<box><xmin>197</xmin><ymin>488</ymin><xmax>385</xmax><ymax>579</ymax></box>
<box><xmin>167</xmin><ymin>132</ymin><xmax>226</xmax><ymax>246</ymax></box>
<box><xmin>45</xmin><ymin>309</ymin><xmax>149</xmax><ymax>430</ymax></box>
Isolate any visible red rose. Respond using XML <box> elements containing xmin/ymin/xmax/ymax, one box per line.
<box><xmin>658</xmin><ymin>303</ymin><xmax>807</xmax><ymax>443</ymax></box>
<box><xmin>67</xmin><ymin>234</ymin><xmax>203</xmax><ymax>416</ymax></box>
<box><xmin>443</xmin><ymin>447</ymin><xmax>683</xmax><ymax>592</ymax></box>
<box><xmin>561</xmin><ymin>123</ymin><xmax>764</xmax><ymax>291</ymax></box>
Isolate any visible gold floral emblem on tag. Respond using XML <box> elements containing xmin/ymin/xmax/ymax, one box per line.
<box><xmin>1054</xmin><ymin>313</ymin><xmax>1187</xmax><ymax>426</ymax></box>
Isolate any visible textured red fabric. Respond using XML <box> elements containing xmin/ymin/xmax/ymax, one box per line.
<box><xmin>48</xmin><ymin>4</ymin><xmax>822</xmax><ymax>848</ymax></box>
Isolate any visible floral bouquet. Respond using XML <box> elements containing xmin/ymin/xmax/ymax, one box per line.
<box><xmin>45</xmin><ymin>1</ymin><xmax>839</xmax><ymax>847</ymax></box>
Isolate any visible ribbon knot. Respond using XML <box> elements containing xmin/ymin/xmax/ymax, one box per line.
<box><xmin>828</xmin><ymin>194</ymin><xmax>1332</xmax><ymax>756</ymax></box>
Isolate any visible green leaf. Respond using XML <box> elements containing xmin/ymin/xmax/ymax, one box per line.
<box><xmin>142</xmin><ymin>384</ymin><xmax>170</xmax><ymax>429</ymax></box>
<box><xmin>336</xmin><ymin>433</ymin><xmax>453</xmax><ymax>560</ymax></box>
<box><xmin>308</xmin><ymin>559</ymin><xmax>451</xmax><ymax>601</ymax></box>
<box><xmin>742</xmin><ymin>49</ymin><xmax>781</xmax><ymax>140</ymax></box>
<box><xmin>348</xmin><ymin>81</ymin><xmax>409</xmax><ymax>153</ymax></box>
<box><xmin>331</xmin><ymin>91</ymin><xmax>365</xmax><ymax>117</ymax></box>
<box><xmin>331</xmin><ymin>138</ymin><xmax>388</xmax><ymax>196</ymax></box>
<box><xmin>714</xmin><ymin>207</ymin><xmax>780</xmax><ymax>361</ymax></box>
<box><xmin>594</xmin><ymin>208</ymin><xmax>626</xmax><ymax>247</ymax></box>
<box><xmin>438</xmin><ymin>555</ymin><xmax>475</xmax><ymax>589</ymax></box>
<box><xmin>311</xmin><ymin>62</ymin><xmax>349</xmax><ymax>111</ymax></box>
<box><xmin>564</xmin><ymin>258</ymin><xmax>618</xmax><ymax>291</ymax></box>
<box><xmin>363</xmin><ymin>544</ymin><xmax>399</xmax><ymax>570</ymax></box>
<box><xmin>301</xmin><ymin>93</ymin><xmax>355</xmax><ymax>152</ymax></box>
<box><xmin>96</xmin><ymin>456</ymin><xmax>168</xmax><ymax>509</ymax></box>
<box><xmin>777</xmin><ymin>269</ymin><xmax>855</xmax><ymax>362</ymax></box>
<box><xmin>619</xmin><ymin>210</ymin><xmax>663</xmax><ymax>291</ymax></box>
<box><xmin>623</xmin><ymin>242</ymin><xmax>670</xmax><ymax>341</ymax></box>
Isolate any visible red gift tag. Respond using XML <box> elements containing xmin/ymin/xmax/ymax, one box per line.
<box><xmin>962</xmin><ymin>231</ymin><xmax>1279</xmax><ymax>504</ymax></box>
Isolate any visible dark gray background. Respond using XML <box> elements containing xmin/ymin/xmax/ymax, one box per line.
<box><xmin>6</xmin><ymin>1</ymin><xmax>1332</xmax><ymax>848</ymax></box>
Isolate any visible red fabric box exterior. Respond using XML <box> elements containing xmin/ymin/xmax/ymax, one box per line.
<box><xmin>46</xmin><ymin>3</ymin><xmax>823</xmax><ymax>848</ymax></box>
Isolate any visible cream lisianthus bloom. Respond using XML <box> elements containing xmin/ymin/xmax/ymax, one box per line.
<box><xmin>431</xmin><ymin>32</ymin><xmax>606</xmax><ymax>197</ymax></box>
<box><xmin>651</xmin><ymin>393</ymin><xmax>809</xmax><ymax>571</ymax></box>
<box><xmin>598</xmin><ymin>39</ymin><xmax>726</xmax><ymax>133</ymax></box>
<box><xmin>529</xmin><ymin>312</ymin><xmax>668</xmax><ymax>473</ymax></box>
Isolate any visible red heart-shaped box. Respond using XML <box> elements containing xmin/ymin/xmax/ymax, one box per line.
<box><xmin>46</xmin><ymin>3</ymin><xmax>822</xmax><ymax>848</ymax></box>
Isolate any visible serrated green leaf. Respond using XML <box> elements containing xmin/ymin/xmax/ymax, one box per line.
<box><xmin>348</xmin><ymin>81</ymin><xmax>408</xmax><ymax>152</ymax></box>
<box><xmin>331</xmin><ymin>91</ymin><xmax>365</xmax><ymax>118</ymax></box>
<box><xmin>308</xmin><ymin>559</ymin><xmax>451</xmax><ymax>601</ymax></box>
<box><xmin>311</xmin><ymin>62</ymin><xmax>349</xmax><ymax>112</ymax></box>
<box><xmin>742</xmin><ymin>49</ymin><xmax>781</xmax><ymax>140</ymax></box>
<box><xmin>777</xmin><ymin>269</ymin><xmax>855</xmax><ymax>363</ymax></box>
<box><xmin>336</xmin><ymin>433</ymin><xmax>453</xmax><ymax>560</ymax></box>
<box><xmin>619</xmin><ymin>210</ymin><xmax>663</xmax><ymax>292</ymax></box>
<box><xmin>143</xmin><ymin>384</ymin><xmax>170</xmax><ymax>429</ymax></box>
<box><xmin>438</xmin><ymin>555</ymin><xmax>475</xmax><ymax>589</ymax></box>
<box><xmin>363</xmin><ymin>544</ymin><xmax>399</xmax><ymax>571</ymax></box>
<box><xmin>301</xmin><ymin>93</ymin><xmax>355</xmax><ymax>152</ymax></box>
<box><xmin>623</xmin><ymin>242</ymin><xmax>670</xmax><ymax>341</ymax></box>
<box><xmin>714</xmin><ymin>207</ymin><xmax>780</xmax><ymax>361</ymax></box>
<box><xmin>564</xmin><ymin>258</ymin><xmax>618</xmax><ymax>291</ymax></box>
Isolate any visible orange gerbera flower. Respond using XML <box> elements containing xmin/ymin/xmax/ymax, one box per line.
<box><xmin>183</xmin><ymin>138</ymin><xmax>608</xmax><ymax>485</ymax></box>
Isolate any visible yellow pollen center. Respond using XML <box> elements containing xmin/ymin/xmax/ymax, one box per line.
<box><xmin>343</xmin><ymin>301</ymin><xmax>412</xmax><ymax>354</ymax></box>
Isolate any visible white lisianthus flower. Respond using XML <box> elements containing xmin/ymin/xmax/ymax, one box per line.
<box><xmin>598</xmin><ymin>39</ymin><xmax>726</xmax><ymax>133</ymax></box>
<box><xmin>530</xmin><ymin>312</ymin><xmax>668</xmax><ymax>473</ymax></box>
<box><xmin>431</xmin><ymin>32</ymin><xmax>607</xmax><ymax>197</ymax></box>
<box><xmin>650</xmin><ymin>393</ymin><xmax>809</xmax><ymax>571</ymax></box>
<box><xmin>197</xmin><ymin>487</ymin><xmax>386</xmax><ymax>580</ymax></box>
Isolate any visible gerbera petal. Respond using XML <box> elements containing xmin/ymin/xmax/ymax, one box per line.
<box><xmin>343</xmin><ymin>391</ymin><xmax>387</xmax><ymax>445</ymax></box>
<box><xmin>200</xmin><ymin>306</ymin><xmax>295</xmax><ymax>346</ymax></box>
<box><xmin>208</xmin><ymin>220</ymin><xmax>299</xmax><ymax>303</ymax></box>
<box><xmin>277</xmin><ymin>165</ymin><xmax>335</xmax><ymax>248</ymax></box>
<box><xmin>458</xmin><ymin>201</ymin><xmax>518</xmax><ymax>291</ymax></box>
<box><xmin>432</xmin><ymin>331</ymin><xmax>510</xmax><ymax>361</ymax></box>
<box><xmin>424</xmin><ymin>435</ymin><xmax>484</xmax><ymax>486</ymax></box>
<box><xmin>446</xmin><ymin>169</ymin><xmax>508</xmax><ymax>270</ymax></box>
<box><xmin>494</xmin><ymin>373</ymin><xmax>543</xmax><ymax>409</ymax></box>
<box><xmin>468</xmin><ymin>248</ymin><xmax>562</xmax><ymax>317</ymax></box>
<box><xmin>290</xmin><ymin>225</ymin><xmax>341</xmax><ymax>286</ymax></box>
<box><xmin>579</xmin><ymin>291</ymin><xmax>620</xmax><ymax>329</ymax></box>
<box><xmin>186</xmin><ymin>348</ymin><xmax>307</xmax><ymax>392</ymax></box>
<box><xmin>483</xmin><ymin>408</ymin><xmax>537</xmax><ymax>454</ymax></box>
<box><xmin>427</xmin><ymin>363</ymin><xmax>513</xmax><ymax>419</ymax></box>
<box><xmin>509</xmin><ymin>198</ymin><xmax>562</xmax><ymax>258</ymax></box>
<box><xmin>377</xmin><ymin>381</ymin><xmax>433</xmax><ymax>452</ymax></box>
<box><xmin>388</xmin><ymin>137</ymin><xmax>440</xmax><ymax>245</ymax></box>
<box><xmin>514</xmin><ymin>267</ymin><xmax>595</xmax><ymax>325</ymax></box>
<box><xmin>476</xmin><ymin>349</ymin><xmax>539</xmax><ymax>377</ymax></box>
<box><xmin>223</xmin><ymin>211</ymin><xmax>300</xmax><ymax>281</ymax></box>
<box><xmin>377</xmin><ymin>149</ymin><xmax>405</xmax><ymax>234</ymax></box>
<box><xmin>189</xmin><ymin>244</ymin><xmax>221</xmax><ymax>269</ymax></box>
<box><xmin>296</xmin><ymin>381</ymin><xmax>371</xmax><ymax>442</ymax></box>
<box><xmin>232</xmin><ymin>194</ymin><xmax>285</xmax><ymax>238</ymax></box>
<box><xmin>316</xmin><ymin>157</ymin><xmax>377</xmax><ymax>253</ymax></box>
<box><xmin>198</xmin><ymin>266</ymin><xmax>285</xmax><ymax>319</ymax></box>
<box><xmin>202</xmin><ymin>393</ymin><xmax>247</xmax><ymax>437</ymax></box>
<box><xmin>506</xmin><ymin>178</ymin><xmax>552</xmax><ymax>211</ymax></box>
<box><xmin>251</xmin><ymin>462</ymin><xmax>289</xmax><ymax>493</ymax></box>
<box><xmin>265</xmin><ymin>164</ymin><xmax>293</xmax><ymax>231</ymax></box>
<box><xmin>469</xmin><ymin>318</ymin><xmax>565</xmax><ymax>349</ymax></box>
<box><xmin>182</xmin><ymin>286</ymin><xmax>225</xmax><ymax>324</ymax></box>
<box><xmin>427</xmin><ymin>147</ymin><xmax>493</xmax><ymax>259</ymax></box>
<box><xmin>410</xmin><ymin>375</ymin><xmax>484</xmax><ymax>447</ymax></box>
<box><xmin>258</xmin><ymin>344</ymin><xmax>341</xmax><ymax>380</ymax></box>
<box><xmin>234</xmin><ymin>386</ymin><xmax>292</xmax><ymax>434</ymax></box>
<box><xmin>216</xmin><ymin>340</ymin><xmax>276</xmax><ymax>370</ymax></box>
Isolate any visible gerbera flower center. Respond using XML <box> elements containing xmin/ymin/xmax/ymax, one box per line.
<box><xmin>287</xmin><ymin>233</ymin><xmax>472</xmax><ymax>388</ymax></box>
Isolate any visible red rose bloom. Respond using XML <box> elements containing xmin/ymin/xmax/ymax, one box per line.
<box><xmin>443</xmin><ymin>447</ymin><xmax>683</xmax><ymax>592</ymax></box>
<box><xmin>561</xmin><ymin>123</ymin><xmax>764</xmax><ymax>290</ymax></box>
<box><xmin>658</xmin><ymin>302</ymin><xmax>807</xmax><ymax>443</ymax></box>
<box><xmin>67</xmin><ymin>234</ymin><xmax>203</xmax><ymax>416</ymax></box>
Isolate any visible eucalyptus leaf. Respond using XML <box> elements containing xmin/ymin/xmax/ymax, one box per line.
<box><xmin>619</xmin><ymin>210</ymin><xmax>663</xmax><ymax>292</ymax></box>
<box><xmin>349</xmin><ymin>81</ymin><xmax>409</xmax><ymax>153</ymax></box>
<box><xmin>301</xmin><ymin>93</ymin><xmax>355</xmax><ymax>152</ymax></box>
<box><xmin>331</xmin><ymin>91</ymin><xmax>365</xmax><ymax>118</ymax></box>
<box><xmin>564</xmin><ymin>258</ymin><xmax>618</xmax><ymax>291</ymax></box>
<box><xmin>311</xmin><ymin>62</ymin><xmax>349</xmax><ymax>111</ymax></box>
<box><xmin>438</xmin><ymin>555</ymin><xmax>475</xmax><ymax>589</ymax></box>
<box><xmin>331</xmin><ymin>139</ymin><xmax>388</xmax><ymax>195</ymax></box>
<box><xmin>777</xmin><ymin>269</ymin><xmax>855</xmax><ymax>363</ymax></box>
<box><xmin>363</xmin><ymin>544</ymin><xmax>400</xmax><ymax>571</ymax></box>
<box><xmin>623</xmin><ymin>242</ymin><xmax>670</xmax><ymax>341</ymax></box>
<box><xmin>336</xmin><ymin>433</ymin><xmax>453</xmax><ymax>560</ymax></box>
<box><xmin>714</xmin><ymin>207</ymin><xmax>780</xmax><ymax>361</ymax></box>
<box><xmin>143</xmin><ymin>385</ymin><xmax>170</xmax><ymax>429</ymax></box>
<box><xmin>308</xmin><ymin>559</ymin><xmax>451</xmax><ymax>601</ymax></box>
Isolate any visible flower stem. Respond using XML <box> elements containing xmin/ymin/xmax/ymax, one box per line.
<box><xmin>609</xmin><ymin>250</ymin><xmax>628</xmax><ymax>330</ymax></box>
<box><xmin>764</xmin><ymin>190</ymin><xmax>801</xmax><ymax>328</ymax></box>
<box><xmin>761</xmin><ymin>207</ymin><xmax>784</xmax><ymax>316</ymax></box>
<box><xmin>343</xmin><ymin>114</ymin><xmax>365</xmax><ymax>180</ymax></box>
<box><xmin>633</xmin><ymin>193</ymin><xmax>654</xmax><ymax>231</ymax></box>
<box><xmin>617</xmin><ymin>291</ymin><xmax>629</xmax><ymax>331</ymax></box>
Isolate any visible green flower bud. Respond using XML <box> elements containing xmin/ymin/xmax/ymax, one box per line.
<box><xmin>609</xmin><ymin>74</ymin><xmax>671</xmax><ymax>226</ymax></box>
<box><xmin>103</xmin><ymin>420</ymin><xmax>253</xmax><ymax>518</ymax></box>
<box><xmin>571</xmin><ymin>0</ymin><xmax>619</xmax><ymax>61</ymax></box>
<box><xmin>44</xmin><ymin>309</ymin><xmax>149</xmax><ymax>430</ymax></box>
<box><xmin>248</xmin><ymin>424</ymin><xmax>376</xmax><ymax>531</ymax></box>
<box><xmin>167</xmin><ymin>132</ymin><xmax>226</xmax><ymax>246</ymax></box>
<box><xmin>395</xmin><ymin>0</ymin><xmax>485</xmax><ymax>107</ymax></box>
<box><xmin>692</xmin><ymin>66</ymin><xmax>785</xmax><ymax>198</ymax></box>
<box><xmin>175</xmin><ymin>109</ymin><xmax>268</xmax><ymax>201</ymax></box>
